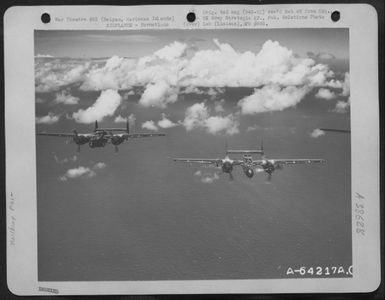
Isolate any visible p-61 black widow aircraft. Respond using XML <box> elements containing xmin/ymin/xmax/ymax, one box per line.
<box><xmin>173</xmin><ymin>142</ymin><xmax>325</xmax><ymax>181</ymax></box>
<box><xmin>36</xmin><ymin>120</ymin><xmax>165</xmax><ymax>152</ymax></box>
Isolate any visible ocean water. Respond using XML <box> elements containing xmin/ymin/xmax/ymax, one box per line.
<box><xmin>36</xmin><ymin>64</ymin><xmax>351</xmax><ymax>281</ymax></box>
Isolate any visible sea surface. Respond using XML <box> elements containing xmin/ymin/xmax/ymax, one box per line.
<box><xmin>36</xmin><ymin>62</ymin><xmax>351</xmax><ymax>281</ymax></box>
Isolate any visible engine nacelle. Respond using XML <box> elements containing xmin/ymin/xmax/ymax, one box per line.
<box><xmin>262</xmin><ymin>160</ymin><xmax>275</xmax><ymax>174</ymax></box>
<box><xmin>73</xmin><ymin>135</ymin><xmax>90</xmax><ymax>145</ymax></box>
<box><xmin>111</xmin><ymin>136</ymin><xmax>125</xmax><ymax>145</ymax></box>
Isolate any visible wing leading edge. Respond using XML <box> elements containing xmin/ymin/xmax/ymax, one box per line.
<box><xmin>36</xmin><ymin>133</ymin><xmax>75</xmax><ymax>137</ymax></box>
<box><xmin>173</xmin><ymin>158</ymin><xmax>222</xmax><ymax>165</ymax></box>
<box><xmin>252</xmin><ymin>158</ymin><xmax>326</xmax><ymax>166</ymax></box>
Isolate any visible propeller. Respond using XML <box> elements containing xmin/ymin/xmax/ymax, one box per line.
<box><xmin>229</xmin><ymin>172</ymin><xmax>234</xmax><ymax>181</ymax></box>
<box><xmin>77</xmin><ymin>144</ymin><xmax>81</xmax><ymax>153</ymax></box>
<box><xmin>114</xmin><ymin>145</ymin><xmax>119</xmax><ymax>153</ymax></box>
<box><xmin>267</xmin><ymin>173</ymin><xmax>272</xmax><ymax>182</ymax></box>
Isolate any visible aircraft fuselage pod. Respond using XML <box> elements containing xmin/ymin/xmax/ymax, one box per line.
<box><xmin>242</xmin><ymin>155</ymin><xmax>254</xmax><ymax>178</ymax></box>
<box><xmin>221</xmin><ymin>157</ymin><xmax>234</xmax><ymax>174</ymax></box>
<box><xmin>261</xmin><ymin>160</ymin><xmax>276</xmax><ymax>175</ymax></box>
<box><xmin>242</xmin><ymin>166</ymin><xmax>254</xmax><ymax>178</ymax></box>
<box><xmin>110</xmin><ymin>135</ymin><xmax>126</xmax><ymax>146</ymax></box>
<box><xmin>88</xmin><ymin>133</ymin><xmax>108</xmax><ymax>148</ymax></box>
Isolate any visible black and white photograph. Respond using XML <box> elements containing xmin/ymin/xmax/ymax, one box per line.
<box><xmin>34</xmin><ymin>28</ymin><xmax>352</xmax><ymax>281</ymax></box>
<box><xmin>4</xmin><ymin>4</ymin><xmax>381</xmax><ymax>295</ymax></box>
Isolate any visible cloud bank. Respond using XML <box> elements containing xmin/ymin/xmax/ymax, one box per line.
<box><xmin>36</xmin><ymin>39</ymin><xmax>348</xmax><ymax>113</ymax></box>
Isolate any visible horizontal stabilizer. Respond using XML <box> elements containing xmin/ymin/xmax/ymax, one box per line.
<box><xmin>96</xmin><ymin>128</ymin><xmax>127</xmax><ymax>132</ymax></box>
<box><xmin>226</xmin><ymin>150</ymin><xmax>264</xmax><ymax>154</ymax></box>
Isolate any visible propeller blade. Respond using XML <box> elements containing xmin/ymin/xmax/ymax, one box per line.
<box><xmin>77</xmin><ymin>144</ymin><xmax>81</xmax><ymax>153</ymax></box>
<box><xmin>267</xmin><ymin>173</ymin><xmax>272</xmax><ymax>182</ymax></box>
<box><xmin>114</xmin><ymin>145</ymin><xmax>119</xmax><ymax>153</ymax></box>
<box><xmin>229</xmin><ymin>172</ymin><xmax>234</xmax><ymax>181</ymax></box>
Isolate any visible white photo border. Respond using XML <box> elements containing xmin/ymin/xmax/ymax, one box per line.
<box><xmin>4</xmin><ymin>4</ymin><xmax>380</xmax><ymax>295</ymax></box>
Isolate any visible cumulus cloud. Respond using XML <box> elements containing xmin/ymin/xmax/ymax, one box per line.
<box><xmin>59</xmin><ymin>166</ymin><xmax>94</xmax><ymax>181</ymax></box>
<box><xmin>72</xmin><ymin>89</ymin><xmax>122</xmax><ymax>124</ymax></box>
<box><xmin>214</xmin><ymin>99</ymin><xmax>225</xmax><ymax>113</ymax></box>
<box><xmin>139</xmin><ymin>81</ymin><xmax>178</xmax><ymax>108</ymax></box>
<box><xmin>114</xmin><ymin>115</ymin><xmax>127</xmax><ymax>123</ymax></box>
<box><xmin>205</xmin><ymin>115</ymin><xmax>239</xmax><ymax>135</ymax></box>
<box><xmin>94</xmin><ymin>162</ymin><xmax>106</xmax><ymax>169</ymax></box>
<box><xmin>54</xmin><ymin>90</ymin><xmax>80</xmax><ymax>105</ymax></box>
<box><xmin>182</xmin><ymin>102</ymin><xmax>239</xmax><ymax>135</ymax></box>
<box><xmin>157</xmin><ymin>113</ymin><xmax>179</xmax><ymax>129</ymax></box>
<box><xmin>58</xmin><ymin>162</ymin><xmax>106</xmax><ymax>181</ymax></box>
<box><xmin>194</xmin><ymin>170</ymin><xmax>220</xmax><ymax>184</ymax></box>
<box><xmin>141</xmin><ymin>120</ymin><xmax>159</xmax><ymax>131</ymax></box>
<box><xmin>114</xmin><ymin>113</ymin><xmax>136</xmax><ymax>125</ymax></box>
<box><xmin>238</xmin><ymin>85</ymin><xmax>309</xmax><ymax>115</ymax></box>
<box><xmin>315</xmin><ymin>88</ymin><xmax>336</xmax><ymax>100</ymax></box>
<box><xmin>183</xmin><ymin>103</ymin><xmax>209</xmax><ymax>131</ymax></box>
<box><xmin>333</xmin><ymin>99</ymin><xmax>350</xmax><ymax>113</ymax></box>
<box><xmin>80</xmin><ymin>56</ymin><xmax>136</xmax><ymax>91</ymax></box>
<box><xmin>311</xmin><ymin>128</ymin><xmax>325</xmax><ymax>138</ymax></box>
<box><xmin>36</xmin><ymin>112</ymin><xmax>60</xmax><ymax>124</ymax></box>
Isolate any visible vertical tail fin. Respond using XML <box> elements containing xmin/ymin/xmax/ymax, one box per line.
<box><xmin>126</xmin><ymin>119</ymin><xmax>129</xmax><ymax>134</ymax></box>
<box><xmin>94</xmin><ymin>120</ymin><xmax>98</xmax><ymax>132</ymax></box>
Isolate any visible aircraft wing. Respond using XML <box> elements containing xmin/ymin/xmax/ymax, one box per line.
<box><xmin>173</xmin><ymin>158</ymin><xmax>222</xmax><ymax>165</ymax></box>
<box><xmin>36</xmin><ymin>132</ymin><xmax>75</xmax><ymax>137</ymax></box>
<box><xmin>127</xmin><ymin>133</ymin><xmax>166</xmax><ymax>138</ymax></box>
<box><xmin>252</xmin><ymin>159</ymin><xmax>325</xmax><ymax>165</ymax></box>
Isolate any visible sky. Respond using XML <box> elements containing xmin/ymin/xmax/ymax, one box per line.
<box><xmin>35</xmin><ymin>29</ymin><xmax>349</xmax><ymax>59</ymax></box>
<box><xmin>35</xmin><ymin>29</ymin><xmax>351</xmax><ymax>281</ymax></box>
